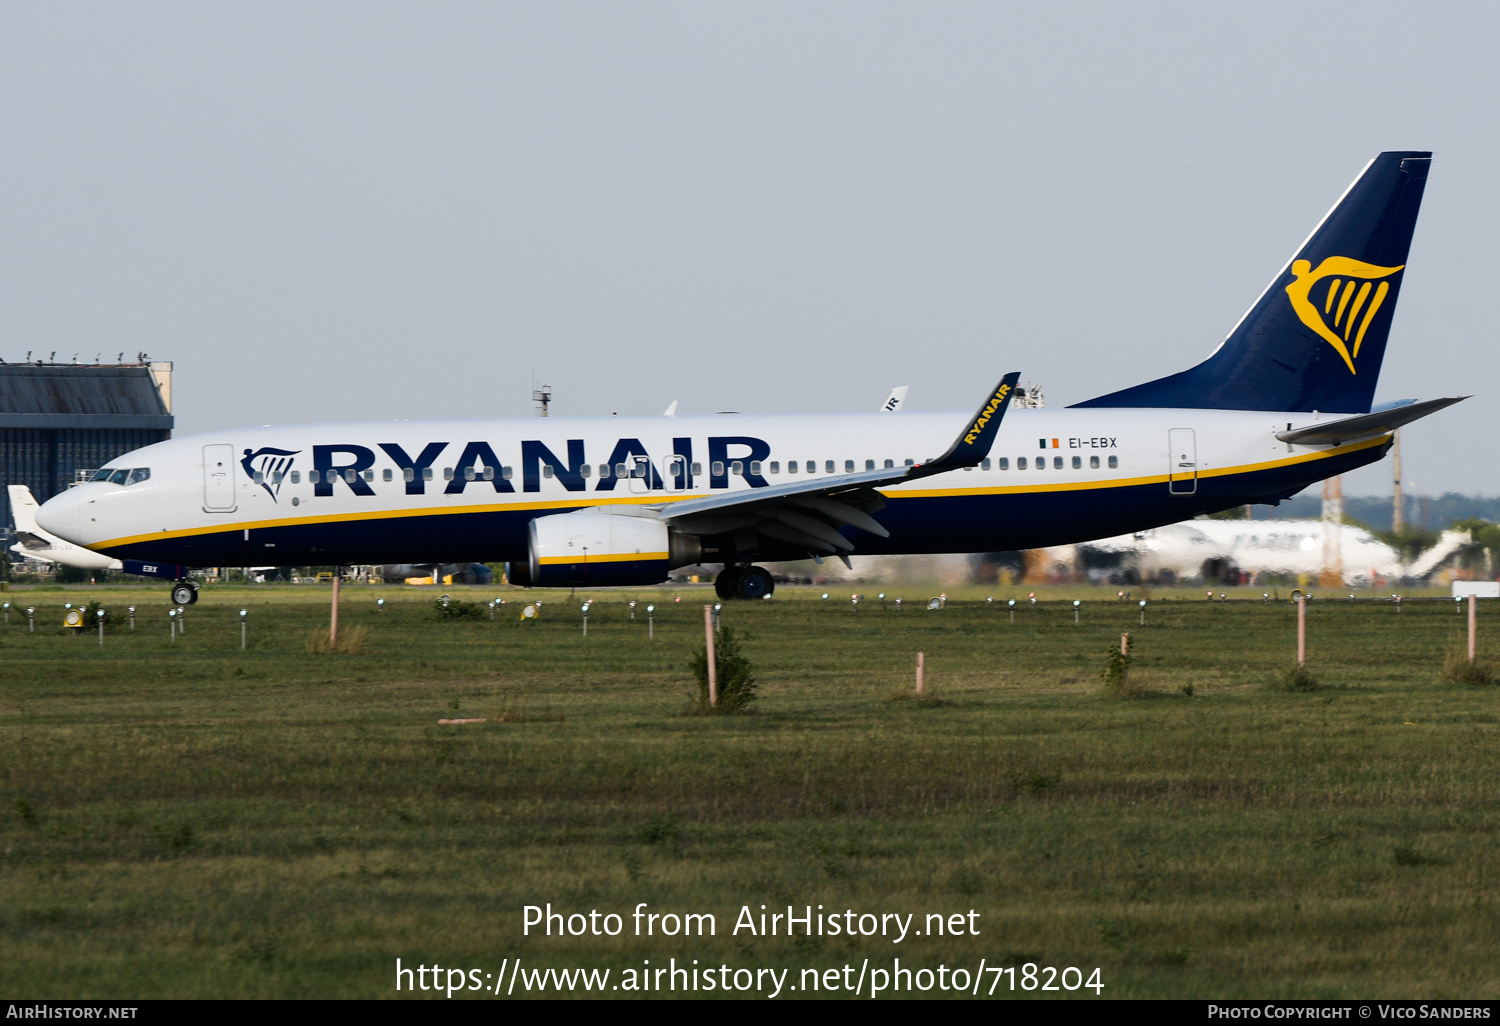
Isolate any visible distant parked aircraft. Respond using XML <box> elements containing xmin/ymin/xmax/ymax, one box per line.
<box><xmin>8</xmin><ymin>485</ymin><xmax>122</xmax><ymax>571</ymax></box>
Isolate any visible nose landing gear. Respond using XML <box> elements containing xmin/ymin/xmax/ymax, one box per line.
<box><xmin>170</xmin><ymin>580</ymin><xmax>199</xmax><ymax>606</ymax></box>
<box><xmin>714</xmin><ymin>564</ymin><xmax>774</xmax><ymax>600</ymax></box>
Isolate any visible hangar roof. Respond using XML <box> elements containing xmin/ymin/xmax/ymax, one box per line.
<box><xmin>0</xmin><ymin>364</ymin><xmax>173</xmax><ymax>430</ymax></box>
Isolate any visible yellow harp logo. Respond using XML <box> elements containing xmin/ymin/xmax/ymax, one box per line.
<box><xmin>1285</xmin><ymin>256</ymin><xmax>1403</xmax><ymax>374</ymax></box>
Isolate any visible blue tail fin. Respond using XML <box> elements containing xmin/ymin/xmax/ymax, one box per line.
<box><xmin>1074</xmin><ymin>151</ymin><xmax>1430</xmax><ymax>413</ymax></box>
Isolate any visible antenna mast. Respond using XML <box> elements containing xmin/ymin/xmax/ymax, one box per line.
<box><xmin>532</xmin><ymin>381</ymin><xmax>552</xmax><ymax>418</ymax></box>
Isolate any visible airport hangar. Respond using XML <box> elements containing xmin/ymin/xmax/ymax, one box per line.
<box><xmin>0</xmin><ymin>360</ymin><xmax>174</xmax><ymax>543</ymax></box>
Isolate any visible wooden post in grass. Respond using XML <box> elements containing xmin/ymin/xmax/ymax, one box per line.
<box><xmin>704</xmin><ymin>605</ymin><xmax>718</xmax><ymax>708</ymax></box>
<box><xmin>915</xmin><ymin>652</ymin><xmax>925</xmax><ymax>696</ymax></box>
<box><xmin>1296</xmin><ymin>594</ymin><xmax>1307</xmax><ymax>666</ymax></box>
<box><xmin>1469</xmin><ymin>594</ymin><xmax>1477</xmax><ymax>663</ymax></box>
<box><xmin>331</xmin><ymin>568</ymin><xmax>341</xmax><ymax>653</ymax></box>
<box><xmin>1120</xmin><ymin>633</ymin><xmax>1130</xmax><ymax>689</ymax></box>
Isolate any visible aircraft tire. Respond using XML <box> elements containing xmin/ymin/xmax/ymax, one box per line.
<box><xmin>170</xmin><ymin>581</ymin><xmax>199</xmax><ymax>606</ymax></box>
<box><xmin>714</xmin><ymin>566</ymin><xmax>743</xmax><ymax>600</ymax></box>
<box><xmin>735</xmin><ymin>566</ymin><xmax>774</xmax><ymax>600</ymax></box>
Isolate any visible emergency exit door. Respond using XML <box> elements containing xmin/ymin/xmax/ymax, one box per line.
<box><xmin>203</xmin><ymin>444</ymin><xmax>238</xmax><ymax>512</ymax></box>
<box><xmin>1168</xmin><ymin>429</ymin><xmax>1197</xmax><ymax>495</ymax></box>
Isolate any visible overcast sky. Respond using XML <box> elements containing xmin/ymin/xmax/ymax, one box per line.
<box><xmin>1</xmin><ymin>2</ymin><xmax>1494</xmax><ymax>498</ymax></box>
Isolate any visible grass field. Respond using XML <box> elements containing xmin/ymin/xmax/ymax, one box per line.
<box><xmin>2</xmin><ymin>581</ymin><xmax>1497</xmax><ymax>999</ymax></box>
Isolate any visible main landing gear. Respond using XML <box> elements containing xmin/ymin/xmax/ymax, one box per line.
<box><xmin>714</xmin><ymin>565</ymin><xmax>775</xmax><ymax>600</ymax></box>
<box><xmin>170</xmin><ymin>580</ymin><xmax>199</xmax><ymax>606</ymax></box>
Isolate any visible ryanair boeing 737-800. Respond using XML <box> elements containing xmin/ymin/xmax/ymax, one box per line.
<box><xmin>37</xmin><ymin>151</ymin><xmax>1461</xmax><ymax>605</ymax></box>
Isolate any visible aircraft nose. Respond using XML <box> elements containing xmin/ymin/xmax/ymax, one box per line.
<box><xmin>36</xmin><ymin>488</ymin><xmax>85</xmax><ymax>543</ymax></box>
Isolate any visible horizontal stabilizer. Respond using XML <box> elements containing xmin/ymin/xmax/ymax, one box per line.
<box><xmin>1275</xmin><ymin>396</ymin><xmax>1465</xmax><ymax>445</ymax></box>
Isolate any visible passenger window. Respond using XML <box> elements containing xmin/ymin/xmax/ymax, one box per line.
<box><xmin>981</xmin><ymin>458</ymin><xmax>991</xmax><ymax>471</ymax></box>
<box><xmin>1108</xmin><ymin>455</ymin><xmax>1118</xmax><ymax>469</ymax></box>
<box><xmin>884</xmin><ymin>459</ymin><xmax>894</xmax><ymax>469</ymax></box>
<box><xmin>769</xmin><ymin>461</ymin><xmax>780</xmax><ymax>474</ymax></box>
<box><xmin>600</xmin><ymin>464</ymin><xmax>612</xmax><ymax>479</ymax></box>
<box><xmin>443</xmin><ymin>468</ymin><xmax>454</xmax><ymax>480</ymax></box>
<box><xmin>865</xmin><ymin>459</ymin><xmax>875</xmax><ymax>471</ymax></box>
<box><xmin>1018</xmin><ymin>457</ymin><xmax>1027</xmax><ymax>470</ymax></box>
<box><xmin>1090</xmin><ymin>456</ymin><xmax>1099</xmax><ymax>469</ymax></box>
<box><xmin>632</xmin><ymin>461</ymin><xmax>646</xmax><ymax>479</ymax></box>
<box><xmin>844</xmin><ymin>460</ymin><xmax>854</xmax><ymax>473</ymax></box>
<box><xmin>580</xmin><ymin>464</ymin><xmax>591</xmax><ymax>478</ymax></box>
<box><xmin>750</xmin><ymin>461</ymin><xmax>762</xmax><ymax>475</ymax></box>
<box><xmin>309</xmin><ymin>470</ymin><xmax>320</xmax><ymax>483</ymax></box>
<box><xmin>423</xmin><ymin>467</ymin><xmax>434</xmax><ymax>481</ymax></box>
<box><xmin>731</xmin><ymin>460</ymin><xmax>743</xmax><ymax>475</ymax></box>
<box><xmin>483</xmin><ymin>467</ymin><xmax>495</xmax><ymax>481</ymax></box>
<box><xmin>253</xmin><ymin>471</ymin><xmax>264</xmax><ymax>484</ymax></box>
<box><xmin>502</xmin><ymin>467</ymin><xmax>513</xmax><ymax>480</ymax></box>
<box><xmin>904</xmin><ymin>459</ymin><xmax>914</xmax><ymax>467</ymax></box>
<box><xmin>270</xmin><ymin>471</ymin><xmax>282</xmax><ymax>484</ymax></box>
<box><xmin>826</xmin><ymin>460</ymin><xmax>836</xmax><ymax>474</ymax></box>
<box><xmin>345</xmin><ymin>469</ymin><xmax>358</xmax><ymax>483</ymax></box>
<box><xmin>292</xmin><ymin>471</ymin><xmax>302</xmax><ymax>484</ymax></box>
<box><xmin>998</xmin><ymin>458</ymin><xmax>1009</xmax><ymax>470</ymax></box>
<box><xmin>363</xmin><ymin>469</ymin><xmax>375</xmax><ymax>482</ymax></box>
<box><xmin>691</xmin><ymin>462</ymin><xmax>702</xmax><ymax>476</ymax></box>
<box><xmin>788</xmin><ymin>461</ymin><xmax>798</xmax><ymax>473</ymax></box>
<box><xmin>1071</xmin><ymin>456</ymin><xmax>1081</xmax><ymax>469</ymax></box>
<box><xmin>712</xmin><ymin>461</ymin><xmax>725</xmax><ymax>477</ymax></box>
<box><xmin>382</xmin><ymin>468</ymin><xmax>393</xmax><ymax>482</ymax></box>
<box><xmin>1053</xmin><ymin>456</ymin><xmax>1063</xmax><ymax>470</ymax></box>
<box><xmin>615</xmin><ymin>463</ymin><xmax>628</xmax><ymax>478</ymax></box>
<box><xmin>806</xmin><ymin>460</ymin><xmax>817</xmax><ymax>474</ymax></box>
<box><xmin>110</xmin><ymin>469</ymin><xmax>129</xmax><ymax>484</ymax></box>
<box><xmin>1036</xmin><ymin>459</ymin><xmax>1046</xmax><ymax>471</ymax></box>
<box><xmin>543</xmin><ymin>465</ymin><xmax>555</xmax><ymax>479</ymax></box>
<box><xmin>403</xmin><ymin>468</ymin><xmax>414</xmax><ymax>482</ymax></box>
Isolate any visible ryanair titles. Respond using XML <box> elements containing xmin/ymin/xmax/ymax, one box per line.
<box><xmin>962</xmin><ymin>383</ymin><xmax>1013</xmax><ymax>446</ymax></box>
<box><xmin>282</xmin><ymin>436</ymin><xmax>775</xmax><ymax>501</ymax></box>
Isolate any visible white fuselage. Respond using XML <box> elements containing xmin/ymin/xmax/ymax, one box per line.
<box><xmin>34</xmin><ymin>407</ymin><xmax>1387</xmax><ymax>572</ymax></box>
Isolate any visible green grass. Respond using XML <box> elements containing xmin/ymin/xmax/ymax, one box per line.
<box><xmin>1</xmin><ymin>582</ymin><xmax>1497</xmax><ymax>998</ymax></box>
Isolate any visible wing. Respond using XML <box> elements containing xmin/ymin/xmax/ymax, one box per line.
<box><xmin>656</xmin><ymin>373</ymin><xmax>1020</xmax><ymax>559</ymax></box>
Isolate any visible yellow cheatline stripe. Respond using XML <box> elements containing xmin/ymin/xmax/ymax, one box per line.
<box><xmin>96</xmin><ymin>435</ymin><xmax>1390</xmax><ymax>549</ymax></box>
<box><xmin>887</xmin><ymin>434</ymin><xmax>1388</xmax><ymax>500</ymax></box>
<box><xmin>538</xmin><ymin>551</ymin><xmax>669</xmax><ymax>565</ymax></box>
<box><xmin>94</xmin><ymin>493</ymin><xmax>673</xmax><ymax>549</ymax></box>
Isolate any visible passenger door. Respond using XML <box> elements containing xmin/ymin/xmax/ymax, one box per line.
<box><xmin>1168</xmin><ymin>429</ymin><xmax>1197</xmax><ymax>495</ymax></box>
<box><xmin>203</xmin><ymin>444</ymin><xmax>238</xmax><ymax>512</ymax></box>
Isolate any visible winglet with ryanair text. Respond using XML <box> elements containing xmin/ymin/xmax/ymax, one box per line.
<box><xmin>909</xmin><ymin>372</ymin><xmax>1021</xmax><ymax>479</ymax></box>
<box><xmin>657</xmin><ymin>372</ymin><xmax>1023</xmax><ymax>522</ymax></box>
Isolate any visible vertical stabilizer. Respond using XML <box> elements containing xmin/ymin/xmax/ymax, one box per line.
<box><xmin>1075</xmin><ymin>151</ymin><xmax>1430</xmax><ymax>413</ymax></box>
<box><xmin>8</xmin><ymin>485</ymin><xmax>42</xmax><ymax>534</ymax></box>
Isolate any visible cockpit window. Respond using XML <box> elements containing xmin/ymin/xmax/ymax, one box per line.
<box><xmin>94</xmin><ymin>467</ymin><xmax>151</xmax><ymax>486</ymax></box>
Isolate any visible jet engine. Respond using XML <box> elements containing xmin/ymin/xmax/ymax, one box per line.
<box><xmin>525</xmin><ymin>508</ymin><xmax>702</xmax><ymax>587</ymax></box>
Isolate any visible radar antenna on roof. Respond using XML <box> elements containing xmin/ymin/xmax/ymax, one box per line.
<box><xmin>532</xmin><ymin>378</ymin><xmax>552</xmax><ymax>418</ymax></box>
<box><xmin>1012</xmin><ymin>382</ymin><xmax>1045</xmax><ymax>409</ymax></box>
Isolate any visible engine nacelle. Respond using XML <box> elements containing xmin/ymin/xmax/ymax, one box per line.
<box><xmin>528</xmin><ymin>509</ymin><xmax>701</xmax><ymax>587</ymax></box>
